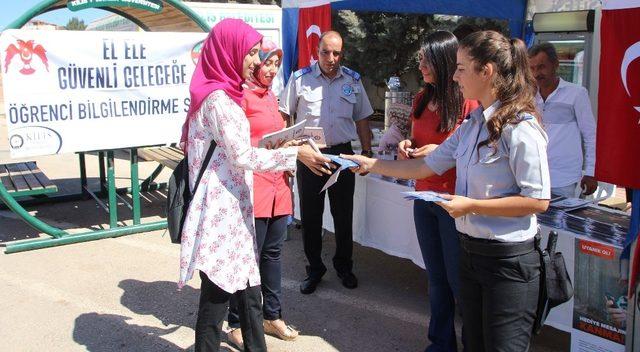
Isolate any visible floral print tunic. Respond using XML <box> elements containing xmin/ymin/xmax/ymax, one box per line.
<box><xmin>179</xmin><ymin>90</ymin><xmax>297</xmax><ymax>293</ymax></box>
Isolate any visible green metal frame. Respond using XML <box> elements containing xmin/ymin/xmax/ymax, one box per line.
<box><xmin>1</xmin><ymin>0</ymin><xmax>208</xmax><ymax>253</ymax></box>
<box><xmin>8</xmin><ymin>186</ymin><xmax>58</xmax><ymax>198</ymax></box>
<box><xmin>1</xmin><ymin>147</ymin><xmax>169</xmax><ymax>253</ymax></box>
<box><xmin>4</xmin><ymin>0</ymin><xmax>210</xmax><ymax>32</ymax></box>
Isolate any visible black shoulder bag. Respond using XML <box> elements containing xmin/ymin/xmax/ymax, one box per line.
<box><xmin>533</xmin><ymin>230</ymin><xmax>574</xmax><ymax>334</ymax></box>
<box><xmin>166</xmin><ymin>141</ymin><xmax>217</xmax><ymax>244</ymax></box>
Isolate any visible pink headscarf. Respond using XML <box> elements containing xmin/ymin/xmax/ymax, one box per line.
<box><xmin>180</xmin><ymin>19</ymin><xmax>263</xmax><ymax>146</ymax></box>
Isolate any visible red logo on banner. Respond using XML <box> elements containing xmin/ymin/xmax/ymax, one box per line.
<box><xmin>191</xmin><ymin>40</ymin><xmax>204</xmax><ymax>65</ymax></box>
<box><xmin>579</xmin><ymin>240</ymin><xmax>615</xmax><ymax>260</ymax></box>
<box><xmin>4</xmin><ymin>39</ymin><xmax>49</xmax><ymax>75</ymax></box>
<box><xmin>596</xmin><ymin>6</ymin><xmax>640</xmax><ymax>189</ymax></box>
<box><xmin>297</xmin><ymin>4</ymin><xmax>331</xmax><ymax>68</ymax></box>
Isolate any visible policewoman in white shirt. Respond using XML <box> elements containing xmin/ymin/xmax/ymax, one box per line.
<box><xmin>343</xmin><ymin>31</ymin><xmax>551</xmax><ymax>351</ymax></box>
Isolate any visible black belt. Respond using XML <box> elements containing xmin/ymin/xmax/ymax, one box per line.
<box><xmin>321</xmin><ymin>142</ymin><xmax>352</xmax><ymax>151</ymax></box>
<box><xmin>459</xmin><ymin>233</ymin><xmax>535</xmax><ymax>257</ymax></box>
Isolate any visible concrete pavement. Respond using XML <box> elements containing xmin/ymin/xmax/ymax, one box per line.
<box><xmin>0</xmin><ymin>203</ymin><xmax>569</xmax><ymax>351</ymax></box>
<box><xmin>0</xmin><ymin>113</ymin><xmax>569</xmax><ymax>351</ymax></box>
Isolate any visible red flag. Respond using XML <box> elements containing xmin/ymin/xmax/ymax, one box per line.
<box><xmin>297</xmin><ymin>4</ymin><xmax>331</xmax><ymax>69</ymax></box>
<box><xmin>596</xmin><ymin>2</ymin><xmax>640</xmax><ymax>189</ymax></box>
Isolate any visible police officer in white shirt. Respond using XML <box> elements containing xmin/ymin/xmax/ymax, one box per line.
<box><xmin>280</xmin><ymin>31</ymin><xmax>374</xmax><ymax>294</ymax></box>
<box><xmin>529</xmin><ymin>43</ymin><xmax>597</xmax><ymax>198</ymax></box>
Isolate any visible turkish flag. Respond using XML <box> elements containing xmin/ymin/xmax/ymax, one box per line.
<box><xmin>297</xmin><ymin>4</ymin><xmax>331</xmax><ymax>69</ymax></box>
<box><xmin>596</xmin><ymin>3</ymin><xmax>640</xmax><ymax>189</ymax></box>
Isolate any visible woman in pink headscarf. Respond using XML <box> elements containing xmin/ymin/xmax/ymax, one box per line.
<box><xmin>179</xmin><ymin>19</ymin><xmax>330</xmax><ymax>352</ymax></box>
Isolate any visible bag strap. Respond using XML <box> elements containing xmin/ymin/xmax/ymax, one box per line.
<box><xmin>546</xmin><ymin>231</ymin><xmax>558</xmax><ymax>254</ymax></box>
<box><xmin>190</xmin><ymin>140</ymin><xmax>217</xmax><ymax>196</ymax></box>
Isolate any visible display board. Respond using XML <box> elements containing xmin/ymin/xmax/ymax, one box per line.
<box><xmin>0</xmin><ymin>29</ymin><xmax>206</xmax><ymax>157</ymax></box>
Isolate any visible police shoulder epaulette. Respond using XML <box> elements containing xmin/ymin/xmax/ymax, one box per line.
<box><xmin>342</xmin><ymin>67</ymin><xmax>361</xmax><ymax>81</ymax></box>
<box><xmin>293</xmin><ymin>66</ymin><xmax>312</xmax><ymax>79</ymax></box>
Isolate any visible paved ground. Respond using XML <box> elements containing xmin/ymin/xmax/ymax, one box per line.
<box><xmin>0</xmin><ymin>114</ymin><xmax>570</xmax><ymax>351</ymax></box>
<box><xmin>0</xmin><ymin>206</ymin><xmax>570</xmax><ymax>352</ymax></box>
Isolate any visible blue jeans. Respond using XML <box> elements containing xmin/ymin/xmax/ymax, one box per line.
<box><xmin>228</xmin><ymin>215</ymin><xmax>288</xmax><ymax>328</ymax></box>
<box><xmin>414</xmin><ymin>200</ymin><xmax>462</xmax><ymax>352</ymax></box>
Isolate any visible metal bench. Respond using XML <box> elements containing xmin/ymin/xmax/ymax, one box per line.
<box><xmin>138</xmin><ymin>146</ymin><xmax>183</xmax><ymax>170</ymax></box>
<box><xmin>0</xmin><ymin>150</ymin><xmax>166</xmax><ymax>254</ymax></box>
<box><xmin>0</xmin><ymin>161</ymin><xmax>58</xmax><ymax>198</ymax></box>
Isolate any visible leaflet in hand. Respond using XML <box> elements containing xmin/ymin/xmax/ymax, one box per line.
<box><xmin>259</xmin><ymin>120</ymin><xmax>307</xmax><ymax>148</ymax></box>
<box><xmin>259</xmin><ymin>121</ymin><xmax>327</xmax><ymax>149</ymax></box>
<box><xmin>402</xmin><ymin>191</ymin><xmax>450</xmax><ymax>203</ymax></box>
<box><xmin>302</xmin><ymin>127</ymin><xmax>326</xmax><ymax>147</ymax></box>
<box><xmin>325</xmin><ymin>154</ymin><xmax>360</xmax><ymax>169</ymax></box>
<box><xmin>320</xmin><ymin>155</ymin><xmax>360</xmax><ymax>193</ymax></box>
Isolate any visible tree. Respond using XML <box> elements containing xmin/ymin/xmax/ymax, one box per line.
<box><xmin>65</xmin><ymin>17</ymin><xmax>87</xmax><ymax>31</ymax></box>
<box><xmin>333</xmin><ymin>11</ymin><xmax>509</xmax><ymax>88</ymax></box>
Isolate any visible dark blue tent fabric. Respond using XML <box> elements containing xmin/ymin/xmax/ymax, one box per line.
<box><xmin>332</xmin><ymin>0</ymin><xmax>526</xmax><ymax>26</ymax></box>
<box><xmin>282</xmin><ymin>0</ymin><xmax>527</xmax><ymax>85</ymax></box>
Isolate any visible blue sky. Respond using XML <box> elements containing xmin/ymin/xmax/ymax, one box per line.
<box><xmin>1</xmin><ymin>1</ymin><xmax>108</xmax><ymax>29</ymax></box>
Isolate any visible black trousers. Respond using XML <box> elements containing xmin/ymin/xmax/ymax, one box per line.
<box><xmin>459</xmin><ymin>243</ymin><xmax>540</xmax><ymax>352</ymax></box>
<box><xmin>195</xmin><ymin>271</ymin><xmax>267</xmax><ymax>352</ymax></box>
<box><xmin>296</xmin><ymin>142</ymin><xmax>355</xmax><ymax>276</ymax></box>
<box><xmin>228</xmin><ymin>215</ymin><xmax>288</xmax><ymax>328</ymax></box>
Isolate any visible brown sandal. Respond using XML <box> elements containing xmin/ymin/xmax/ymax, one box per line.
<box><xmin>263</xmin><ymin>319</ymin><xmax>299</xmax><ymax>341</ymax></box>
<box><xmin>227</xmin><ymin>328</ymin><xmax>244</xmax><ymax>350</ymax></box>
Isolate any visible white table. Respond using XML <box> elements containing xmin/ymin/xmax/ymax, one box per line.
<box><xmin>293</xmin><ymin>175</ymin><xmax>425</xmax><ymax>269</ymax></box>
<box><xmin>293</xmin><ymin>174</ymin><xmax>624</xmax><ymax>334</ymax></box>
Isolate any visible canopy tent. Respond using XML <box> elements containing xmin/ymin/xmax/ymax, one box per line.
<box><xmin>4</xmin><ymin>0</ymin><xmax>209</xmax><ymax>32</ymax></box>
<box><xmin>281</xmin><ymin>0</ymin><xmax>528</xmax><ymax>80</ymax></box>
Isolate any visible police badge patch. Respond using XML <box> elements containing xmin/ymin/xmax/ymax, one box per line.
<box><xmin>342</xmin><ymin>84</ymin><xmax>353</xmax><ymax>96</ymax></box>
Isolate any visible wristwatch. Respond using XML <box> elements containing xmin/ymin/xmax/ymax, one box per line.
<box><xmin>361</xmin><ymin>150</ymin><xmax>373</xmax><ymax>158</ymax></box>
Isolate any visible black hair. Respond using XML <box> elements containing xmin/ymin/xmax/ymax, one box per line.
<box><xmin>413</xmin><ymin>30</ymin><xmax>464</xmax><ymax>133</ymax></box>
<box><xmin>528</xmin><ymin>42</ymin><xmax>559</xmax><ymax>63</ymax></box>
<box><xmin>453</xmin><ymin>23</ymin><xmax>481</xmax><ymax>41</ymax></box>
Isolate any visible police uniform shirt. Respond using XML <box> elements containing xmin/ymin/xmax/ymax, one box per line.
<box><xmin>425</xmin><ymin>102</ymin><xmax>551</xmax><ymax>242</ymax></box>
<box><xmin>279</xmin><ymin>63</ymin><xmax>374</xmax><ymax>146</ymax></box>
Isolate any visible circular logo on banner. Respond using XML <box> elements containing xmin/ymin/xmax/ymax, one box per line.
<box><xmin>9</xmin><ymin>134</ymin><xmax>23</xmax><ymax>149</ymax></box>
<box><xmin>9</xmin><ymin>126</ymin><xmax>62</xmax><ymax>156</ymax></box>
<box><xmin>191</xmin><ymin>40</ymin><xmax>204</xmax><ymax>65</ymax></box>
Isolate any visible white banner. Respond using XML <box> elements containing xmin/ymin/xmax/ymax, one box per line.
<box><xmin>0</xmin><ymin>29</ymin><xmax>207</xmax><ymax>158</ymax></box>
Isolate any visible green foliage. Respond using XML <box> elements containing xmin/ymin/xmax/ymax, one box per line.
<box><xmin>65</xmin><ymin>17</ymin><xmax>87</xmax><ymax>31</ymax></box>
<box><xmin>333</xmin><ymin>11</ymin><xmax>510</xmax><ymax>87</ymax></box>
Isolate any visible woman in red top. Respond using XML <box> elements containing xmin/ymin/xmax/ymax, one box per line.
<box><xmin>227</xmin><ymin>41</ymin><xmax>299</xmax><ymax>347</ymax></box>
<box><xmin>398</xmin><ymin>31</ymin><xmax>478</xmax><ymax>352</ymax></box>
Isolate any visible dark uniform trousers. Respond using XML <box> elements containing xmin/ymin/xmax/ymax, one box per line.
<box><xmin>459</xmin><ymin>242</ymin><xmax>541</xmax><ymax>352</ymax></box>
<box><xmin>296</xmin><ymin>142</ymin><xmax>355</xmax><ymax>277</ymax></box>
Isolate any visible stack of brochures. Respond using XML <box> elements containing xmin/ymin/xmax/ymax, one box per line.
<box><xmin>538</xmin><ymin>197</ymin><xmax>630</xmax><ymax>246</ymax></box>
<box><xmin>564</xmin><ymin>206</ymin><xmax>629</xmax><ymax>246</ymax></box>
<box><xmin>537</xmin><ymin>196</ymin><xmax>592</xmax><ymax>229</ymax></box>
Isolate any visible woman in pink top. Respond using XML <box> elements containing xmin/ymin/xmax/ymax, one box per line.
<box><xmin>226</xmin><ymin>41</ymin><xmax>300</xmax><ymax>347</ymax></box>
<box><xmin>178</xmin><ymin>19</ymin><xmax>331</xmax><ymax>352</ymax></box>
